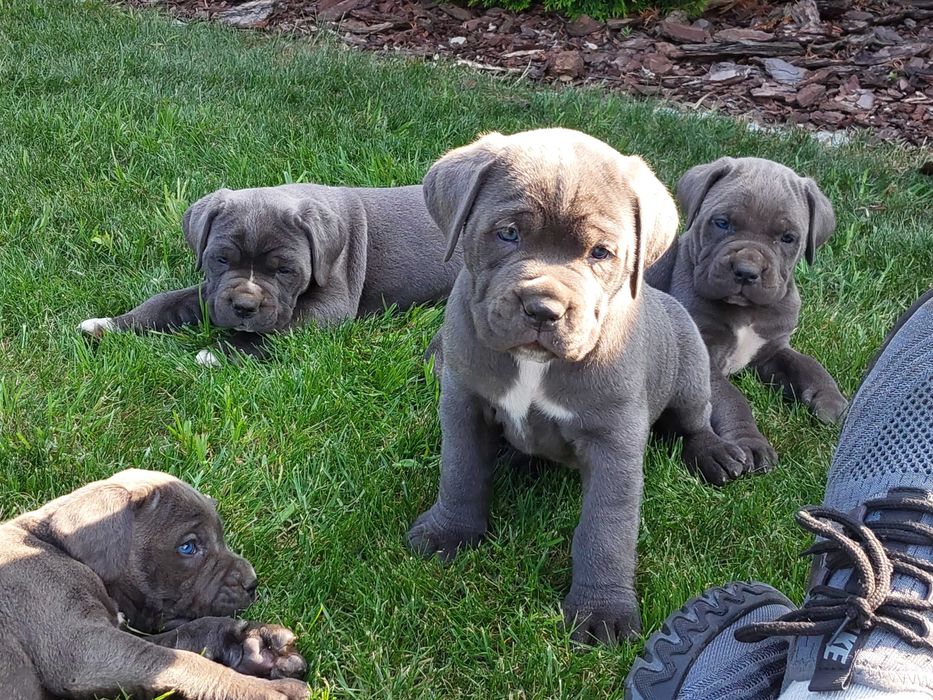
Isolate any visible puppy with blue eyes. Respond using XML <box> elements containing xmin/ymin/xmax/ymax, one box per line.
<box><xmin>408</xmin><ymin>129</ymin><xmax>747</xmax><ymax>646</ymax></box>
<box><xmin>0</xmin><ymin>469</ymin><xmax>309</xmax><ymax>700</ymax></box>
<box><xmin>79</xmin><ymin>184</ymin><xmax>461</xmax><ymax>363</ymax></box>
<box><xmin>646</xmin><ymin>157</ymin><xmax>847</xmax><ymax>473</ymax></box>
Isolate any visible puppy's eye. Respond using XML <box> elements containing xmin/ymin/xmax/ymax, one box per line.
<box><xmin>277</xmin><ymin>266</ymin><xmax>295</xmax><ymax>275</ymax></box>
<box><xmin>780</xmin><ymin>232</ymin><xmax>797</xmax><ymax>244</ymax></box>
<box><xmin>590</xmin><ymin>246</ymin><xmax>612</xmax><ymax>260</ymax></box>
<box><xmin>496</xmin><ymin>224</ymin><xmax>520</xmax><ymax>243</ymax></box>
<box><xmin>177</xmin><ymin>540</ymin><xmax>199</xmax><ymax>557</ymax></box>
<box><xmin>711</xmin><ymin>217</ymin><xmax>730</xmax><ymax>231</ymax></box>
<box><xmin>216</xmin><ymin>256</ymin><xmax>229</xmax><ymax>265</ymax></box>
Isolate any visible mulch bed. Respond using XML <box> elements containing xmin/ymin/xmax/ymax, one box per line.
<box><xmin>132</xmin><ymin>0</ymin><xmax>932</xmax><ymax>146</ymax></box>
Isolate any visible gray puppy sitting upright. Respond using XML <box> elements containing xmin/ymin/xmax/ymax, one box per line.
<box><xmin>408</xmin><ymin>129</ymin><xmax>747</xmax><ymax>645</ymax></box>
<box><xmin>646</xmin><ymin>157</ymin><xmax>847</xmax><ymax>471</ymax></box>
<box><xmin>0</xmin><ymin>469</ymin><xmax>308</xmax><ymax>700</ymax></box>
<box><xmin>80</xmin><ymin>184</ymin><xmax>461</xmax><ymax>362</ymax></box>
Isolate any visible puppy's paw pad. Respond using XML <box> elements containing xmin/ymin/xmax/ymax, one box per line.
<box><xmin>237</xmin><ymin>623</ymin><xmax>307</xmax><ymax>680</ymax></box>
<box><xmin>406</xmin><ymin>510</ymin><xmax>484</xmax><ymax>563</ymax></box>
<box><xmin>196</xmin><ymin>349</ymin><xmax>221</xmax><ymax>367</ymax></box>
<box><xmin>78</xmin><ymin>317</ymin><xmax>115</xmax><ymax>338</ymax></box>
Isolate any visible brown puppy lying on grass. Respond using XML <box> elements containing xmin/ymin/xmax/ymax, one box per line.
<box><xmin>0</xmin><ymin>469</ymin><xmax>309</xmax><ymax>700</ymax></box>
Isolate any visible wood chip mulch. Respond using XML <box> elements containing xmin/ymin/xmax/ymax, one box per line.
<box><xmin>130</xmin><ymin>0</ymin><xmax>932</xmax><ymax>146</ymax></box>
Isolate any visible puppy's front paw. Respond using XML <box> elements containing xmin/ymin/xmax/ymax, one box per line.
<box><xmin>732</xmin><ymin>432</ymin><xmax>778</xmax><ymax>473</ymax></box>
<box><xmin>265</xmin><ymin>678</ymin><xmax>310</xmax><ymax>700</ymax></box>
<box><xmin>406</xmin><ymin>508</ymin><xmax>484</xmax><ymax>563</ymax></box>
<box><xmin>231</xmin><ymin>622</ymin><xmax>307</xmax><ymax>680</ymax></box>
<box><xmin>683</xmin><ymin>431</ymin><xmax>747</xmax><ymax>486</ymax></box>
<box><xmin>563</xmin><ymin>587</ymin><xmax>641</xmax><ymax>646</ymax></box>
<box><xmin>809</xmin><ymin>390</ymin><xmax>847</xmax><ymax>425</ymax></box>
<box><xmin>78</xmin><ymin>317</ymin><xmax>116</xmax><ymax>338</ymax></box>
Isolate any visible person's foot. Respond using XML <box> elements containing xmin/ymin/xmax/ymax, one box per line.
<box><xmin>625</xmin><ymin>290</ymin><xmax>933</xmax><ymax>699</ymax></box>
<box><xmin>743</xmin><ymin>290</ymin><xmax>933</xmax><ymax>696</ymax></box>
<box><xmin>624</xmin><ymin>582</ymin><xmax>793</xmax><ymax>700</ymax></box>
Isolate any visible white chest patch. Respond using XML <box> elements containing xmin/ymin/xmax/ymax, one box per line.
<box><xmin>723</xmin><ymin>325</ymin><xmax>768</xmax><ymax>375</ymax></box>
<box><xmin>497</xmin><ymin>359</ymin><xmax>574</xmax><ymax>432</ymax></box>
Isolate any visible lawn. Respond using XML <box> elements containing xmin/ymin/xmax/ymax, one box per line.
<box><xmin>0</xmin><ymin>1</ymin><xmax>931</xmax><ymax>697</ymax></box>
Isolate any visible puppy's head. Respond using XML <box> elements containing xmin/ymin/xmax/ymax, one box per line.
<box><xmin>676</xmin><ymin>157</ymin><xmax>835</xmax><ymax>307</ymax></box>
<box><xmin>38</xmin><ymin>469</ymin><xmax>258</xmax><ymax>632</ymax></box>
<box><xmin>184</xmin><ymin>187</ymin><xmax>347</xmax><ymax>333</ymax></box>
<box><xmin>424</xmin><ymin>128</ymin><xmax>677</xmax><ymax>362</ymax></box>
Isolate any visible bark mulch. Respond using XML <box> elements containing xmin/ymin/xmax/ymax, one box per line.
<box><xmin>132</xmin><ymin>0</ymin><xmax>932</xmax><ymax>146</ymax></box>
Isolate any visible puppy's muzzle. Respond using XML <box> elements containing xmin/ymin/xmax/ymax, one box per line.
<box><xmin>520</xmin><ymin>292</ymin><xmax>567</xmax><ymax>328</ymax></box>
<box><xmin>731</xmin><ymin>261</ymin><xmax>762</xmax><ymax>285</ymax></box>
<box><xmin>516</xmin><ymin>279</ymin><xmax>571</xmax><ymax>329</ymax></box>
<box><xmin>725</xmin><ymin>249</ymin><xmax>768</xmax><ymax>287</ymax></box>
<box><xmin>207</xmin><ymin>555</ymin><xmax>261</xmax><ymax>617</ymax></box>
<box><xmin>212</xmin><ymin>276</ymin><xmax>276</xmax><ymax>330</ymax></box>
<box><xmin>231</xmin><ymin>289</ymin><xmax>263</xmax><ymax>319</ymax></box>
<box><xmin>231</xmin><ymin>557</ymin><xmax>260</xmax><ymax>602</ymax></box>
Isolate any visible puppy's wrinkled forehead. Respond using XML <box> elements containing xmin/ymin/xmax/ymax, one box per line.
<box><xmin>492</xmin><ymin>136</ymin><xmax>636</xmax><ymax>224</ymax></box>
<box><xmin>707</xmin><ymin>162</ymin><xmax>808</xmax><ymax>227</ymax></box>
<box><xmin>107</xmin><ymin>470</ymin><xmax>220</xmax><ymax>531</ymax></box>
<box><xmin>156</xmin><ymin>481</ymin><xmax>221</xmax><ymax>524</ymax></box>
<box><xmin>213</xmin><ymin>191</ymin><xmax>299</xmax><ymax>252</ymax></box>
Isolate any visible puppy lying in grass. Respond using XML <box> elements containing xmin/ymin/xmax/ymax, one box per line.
<box><xmin>0</xmin><ymin>469</ymin><xmax>309</xmax><ymax>700</ymax></box>
<box><xmin>80</xmin><ymin>184</ymin><xmax>460</xmax><ymax>364</ymax></box>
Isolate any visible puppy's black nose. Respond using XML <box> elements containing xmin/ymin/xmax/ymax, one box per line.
<box><xmin>242</xmin><ymin>571</ymin><xmax>259</xmax><ymax>598</ymax></box>
<box><xmin>232</xmin><ymin>298</ymin><xmax>259</xmax><ymax>318</ymax></box>
<box><xmin>731</xmin><ymin>261</ymin><xmax>761</xmax><ymax>284</ymax></box>
<box><xmin>521</xmin><ymin>296</ymin><xmax>566</xmax><ymax>325</ymax></box>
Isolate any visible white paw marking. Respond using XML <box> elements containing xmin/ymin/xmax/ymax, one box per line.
<box><xmin>78</xmin><ymin>317</ymin><xmax>116</xmax><ymax>337</ymax></box>
<box><xmin>196</xmin><ymin>349</ymin><xmax>221</xmax><ymax>367</ymax></box>
<box><xmin>723</xmin><ymin>325</ymin><xmax>767</xmax><ymax>375</ymax></box>
<box><xmin>496</xmin><ymin>359</ymin><xmax>574</xmax><ymax>434</ymax></box>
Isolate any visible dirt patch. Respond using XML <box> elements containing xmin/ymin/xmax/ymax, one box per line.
<box><xmin>133</xmin><ymin>0</ymin><xmax>932</xmax><ymax>146</ymax></box>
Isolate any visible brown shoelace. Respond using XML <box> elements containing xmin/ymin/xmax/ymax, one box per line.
<box><xmin>735</xmin><ymin>494</ymin><xmax>933</xmax><ymax>648</ymax></box>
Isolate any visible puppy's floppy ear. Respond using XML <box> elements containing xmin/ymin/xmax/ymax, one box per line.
<box><xmin>676</xmin><ymin>157</ymin><xmax>734</xmax><ymax>231</ymax></box>
<box><xmin>803</xmin><ymin>178</ymin><xmax>835</xmax><ymax>265</ymax></box>
<box><xmin>45</xmin><ymin>483</ymin><xmax>135</xmax><ymax>584</ymax></box>
<box><xmin>183</xmin><ymin>189</ymin><xmax>231</xmax><ymax>270</ymax></box>
<box><xmin>625</xmin><ymin>156</ymin><xmax>679</xmax><ymax>299</ymax></box>
<box><xmin>291</xmin><ymin>199</ymin><xmax>348</xmax><ymax>288</ymax></box>
<box><xmin>423</xmin><ymin>132</ymin><xmax>506</xmax><ymax>262</ymax></box>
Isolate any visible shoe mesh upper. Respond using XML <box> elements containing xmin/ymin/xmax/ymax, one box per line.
<box><xmin>677</xmin><ymin>604</ymin><xmax>790</xmax><ymax>700</ymax></box>
<box><xmin>855</xmin><ymin>380</ymin><xmax>933</xmax><ymax>480</ymax></box>
<box><xmin>824</xmin><ymin>299</ymin><xmax>933</xmax><ymax>513</ymax></box>
<box><xmin>784</xmin><ymin>295</ymin><xmax>933</xmax><ymax>694</ymax></box>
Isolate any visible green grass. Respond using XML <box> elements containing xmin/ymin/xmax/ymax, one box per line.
<box><xmin>0</xmin><ymin>0</ymin><xmax>931</xmax><ymax>697</ymax></box>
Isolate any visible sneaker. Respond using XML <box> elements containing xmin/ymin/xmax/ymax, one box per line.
<box><xmin>624</xmin><ymin>582</ymin><xmax>794</xmax><ymax>700</ymax></box>
<box><xmin>624</xmin><ymin>290</ymin><xmax>933</xmax><ymax>699</ymax></box>
<box><xmin>738</xmin><ymin>290</ymin><xmax>933</xmax><ymax>696</ymax></box>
